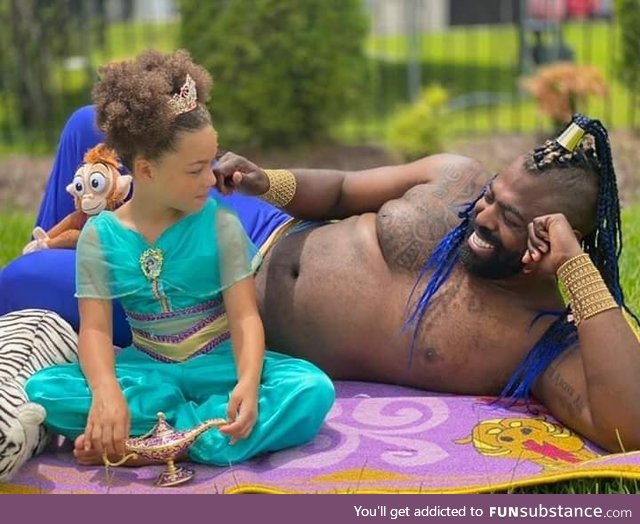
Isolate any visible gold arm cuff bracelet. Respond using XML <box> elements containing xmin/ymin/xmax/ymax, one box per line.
<box><xmin>557</xmin><ymin>253</ymin><xmax>618</xmax><ymax>327</ymax></box>
<box><xmin>259</xmin><ymin>169</ymin><xmax>297</xmax><ymax>208</ymax></box>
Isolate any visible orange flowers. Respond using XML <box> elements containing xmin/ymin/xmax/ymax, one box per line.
<box><xmin>522</xmin><ymin>62</ymin><xmax>608</xmax><ymax>124</ymax></box>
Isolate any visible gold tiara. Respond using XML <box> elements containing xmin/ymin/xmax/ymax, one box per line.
<box><xmin>168</xmin><ymin>74</ymin><xmax>198</xmax><ymax>115</ymax></box>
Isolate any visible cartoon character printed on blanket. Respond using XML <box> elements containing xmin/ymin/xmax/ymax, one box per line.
<box><xmin>0</xmin><ymin>309</ymin><xmax>78</xmax><ymax>482</ymax></box>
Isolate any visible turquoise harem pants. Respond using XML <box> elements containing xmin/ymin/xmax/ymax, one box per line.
<box><xmin>25</xmin><ymin>344</ymin><xmax>335</xmax><ymax>465</ymax></box>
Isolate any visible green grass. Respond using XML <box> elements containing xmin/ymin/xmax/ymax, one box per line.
<box><xmin>1</xmin><ymin>205</ymin><xmax>639</xmax><ymax>493</ymax></box>
<box><xmin>619</xmin><ymin>205</ymin><xmax>640</xmax><ymax>305</ymax></box>
<box><xmin>0</xmin><ymin>211</ymin><xmax>34</xmax><ymax>266</ymax></box>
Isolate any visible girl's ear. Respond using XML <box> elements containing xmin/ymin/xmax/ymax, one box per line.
<box><xmin>133</xmin><ymin>157</ymin><xmax>153</xmax><ymax>180</ymax></box>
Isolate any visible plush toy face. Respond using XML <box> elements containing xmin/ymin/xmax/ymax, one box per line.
<box><xmin>24</xmin><ymin>144</ymin><xmax>131</xmax><ymax>255</ymax></box>
<box><xmin>67</xmin><ymin>161</ymin><xmax>132</xmax><ymax>216</ymax></box>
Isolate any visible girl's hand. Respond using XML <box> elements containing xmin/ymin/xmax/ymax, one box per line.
<box><xmin>84</xmin><ymin>383</ymin><xmax>130</xmax><ymax>459</ymax></box>
<box><xmin>219</xmin><ymin>380</ymin><xmax>259</xmax><ymax>444</ymax></box>
<box><xmin>521</xmin><ymin>213</ymin><xmax>583</xmax><ymax>277</ymax></box>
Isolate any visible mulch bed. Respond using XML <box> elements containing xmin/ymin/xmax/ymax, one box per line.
<box><xmin>1</xmin><ymin>131</ymin><xmax>639</xmax><ymax>214</ymax></box>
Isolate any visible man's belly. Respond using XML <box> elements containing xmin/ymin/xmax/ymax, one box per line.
<box><xmin>255</xmin><ymin>219</ymin><xmax>551</xmax><ymax>395</ymax></box>
<box><xmin>255</xmin><ymin>217</ymin><xmax>393</xmax><ymax>374</ymax></box>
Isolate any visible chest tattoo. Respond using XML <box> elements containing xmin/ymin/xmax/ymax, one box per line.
<box><xmin>467</xmin><ymin>293</ymin><xmax>483</xmax><ymax>314</ymax></box>
<box><xmin>380</xmin><ymin>162</ymin><xmax>486</xmax><ymax>274</ymax></box>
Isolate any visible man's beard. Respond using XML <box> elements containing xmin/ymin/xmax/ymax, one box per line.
<box><xmin>458</xmin><ymin>218</ymin><xmax>524</xmax><ymax>280</ymax></box>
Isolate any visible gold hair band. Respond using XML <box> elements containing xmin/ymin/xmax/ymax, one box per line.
<box><xmin>557</xmin><ymin>253</ymin><xmax>618</xmax><ymax>327</ymax></box>
<box><xmin>259</xmin><ymin>169</ymin><xmax>297</xmax><ymax>208</ymax></box>
<box><xmin>556</xmin><ymin>122</ymin><xmax>586</xmax><ymax>152</ymax></box>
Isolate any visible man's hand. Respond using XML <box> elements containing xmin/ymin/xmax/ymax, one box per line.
<box><xmin>219</xmin><ymin>380</ymin><xmax>259</xmax><ymax>444</ymax></box>
<box><xmin>84</xmin><ymin>383</ymin><xmax>130</xmax><ymax>459</ymax></box>
<box><xmin>521</xmin><ymin>213</ymin><xmax>583</xmax><ymax>277</ymax></box>
<box><xmin>212</xmin><ymin>152</ymin><xmax>269</xmax><ymax>197</ymax></box>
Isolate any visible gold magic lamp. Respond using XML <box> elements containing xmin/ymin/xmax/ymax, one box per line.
<box><xmin>105</xmin><ymin>412</ymin><xmax>225</xmax><ymax>487</ymax></box>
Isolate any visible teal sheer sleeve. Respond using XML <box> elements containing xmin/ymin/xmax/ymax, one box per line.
<box><xmin>215</xmin><ymin>205</ymin><xmax>261</xmax><ymax>291</ymax></box>
<box><xmin>75</xmin><ymin>219</ymin><xmax>113</xmax><ymax>299</ymax></box>
<box><xmin>75</xmin><ymin>215</ymin><xmax>147</xmax><ymax>299</ymax></box>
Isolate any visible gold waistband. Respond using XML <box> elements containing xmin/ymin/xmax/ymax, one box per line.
<box><xmin>257</xmin><ymin>218</ymin><xmax>301</xmax><ymax>259</ymax></box>
<box><xmin>132</xmin><ymin>314</ymin><xmax>229</xmax><ymax>362</ymax></box>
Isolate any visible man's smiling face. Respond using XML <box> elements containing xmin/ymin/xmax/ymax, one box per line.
<box><xmin>458</xmin><ymin>155</ymin><xmax>563</xmax><ymax>280</ymax></box>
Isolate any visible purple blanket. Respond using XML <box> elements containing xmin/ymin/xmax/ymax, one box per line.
<box><xmin>4</xmin><ymin>382</ymin><xmax>640</xmax><ymax>494</ymax></box>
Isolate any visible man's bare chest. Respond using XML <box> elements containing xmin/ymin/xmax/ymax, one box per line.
<box><xmin>399</xmin><ymin>281</ymin><xmax>538</xmax><ymax>392</ymax></box>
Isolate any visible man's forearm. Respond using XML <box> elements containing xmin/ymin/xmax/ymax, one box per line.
<box><xmin>272</xmin><ymin>165</ymin><xmax>423</xmax><ymax>220</ymax></box>
<box><xmin>578</xmin><ymin>312</ymin><xmax>640</xmax><ymax>450</ymax></box>
<box><xmin>263</xmin><ymin>155</ymin><xmax>480</xmax><ymax>220</ymax></box>
<box><xmin>266</xmin><ymin>163</ymin><xmax>432</xmax><ymax>220</ymax></box>
<box><xmin>556</xmin><ymin>254</ymin><xmax>640</xmax><ymax>449</ymax></box>
<box><xmin>265</xmin><ymin>168</ymin><xmax>351</xmax><ymax>220</ymax></box>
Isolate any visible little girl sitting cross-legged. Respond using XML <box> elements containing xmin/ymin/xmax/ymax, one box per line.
<box><xmin>25</xmin><ymin>49</ymin><xmax>335</xmax><ymax>466</ymax></box>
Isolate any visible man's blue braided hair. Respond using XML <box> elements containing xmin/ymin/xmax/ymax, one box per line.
<box><xmin>405</xmin><ymin>113</ymin><xmax>639</xmax><ymax>403</ymax></box>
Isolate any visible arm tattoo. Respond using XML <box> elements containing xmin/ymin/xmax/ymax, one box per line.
<box><xmin>547</xmin><ymin>364</ymin><xmax>586</xmax><ymax>414</ymax></box>
<box><xmin>431</xmin><ymin>162</ymin><xmax>479</xmax><ymax>201</ymax></box>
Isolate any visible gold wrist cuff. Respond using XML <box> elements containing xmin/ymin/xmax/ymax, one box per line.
<box><xmin>557</xmin><ymin>253</ymin><xmax>618</xmax><ymax>327</ymax></box>
<box><xmin>259</xmin><ymin>169</ymin><xmax>296</xmax><ymax>208</ymax></box>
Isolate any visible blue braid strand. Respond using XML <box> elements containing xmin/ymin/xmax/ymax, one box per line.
<box><xmin>404</xmin><ymin>190</ymin><xmax>486</xmax><ymax>363</ymax></box>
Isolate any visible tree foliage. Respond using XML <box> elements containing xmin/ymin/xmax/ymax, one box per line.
<box><xmin>180</xmin><ymin>0</ymin><xmax>369</xmax><ymax>148</ymax></box>
<box><xmin>615</xmin><ymin>0</ymin><xmax>640</xmax><ymax>90</ymax></box>
<box><xmin>615</xmin><ymin>0</ymin><xmax>640</xmax><ymax>128</ymax></box>
<box><xmin>386</xmin><ymin>85</ymin><xmax>449</xmax><ymax>161</ymax></box>
<box><xmin>0</xmin><ymin>0</ymin><xmax>106</xmax><ymax>139</ymax></box>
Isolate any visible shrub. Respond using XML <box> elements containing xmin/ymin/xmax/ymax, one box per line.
<box><xmin>179</xmin><ymin>0</ymin><xmax>369</xmax><ymax>149</ymax></box>
<box><xmin>615</xmin><ymin>0</ymin><xmax>640</xmax><ymax>128</ymax></box>
<box><xmin>386</xmin><ymin>85</ymin><xmax>449</xmax><ymax>162</ymax></box>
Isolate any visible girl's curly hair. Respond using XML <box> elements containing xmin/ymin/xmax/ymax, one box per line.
<box><xmin>92</xmin><ymin>49</ymin><xmax>213</xmax><ymax>170</ymax></box>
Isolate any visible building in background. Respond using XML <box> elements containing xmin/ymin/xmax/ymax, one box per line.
<box><xmin>104</xmin><ymin>0</ymin><xmax>177</xmax><ymax>22</ymax></box>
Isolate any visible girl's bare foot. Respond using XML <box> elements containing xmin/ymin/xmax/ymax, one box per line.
<box><xmin>72</xmin><ymin>434</ymin><xmax>168</xmax><ymax>467</ymax></box>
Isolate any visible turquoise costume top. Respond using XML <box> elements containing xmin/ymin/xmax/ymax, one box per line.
<box><xmin>76</xmin><ymin>198</ymin><xmax>259</xmax><ymax>362</ymax></box>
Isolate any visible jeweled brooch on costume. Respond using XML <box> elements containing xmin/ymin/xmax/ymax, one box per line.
<box><xmin>140</xmin><ymin>248</ymin><xmax>164</xmax><ymax>281</ymax></box>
